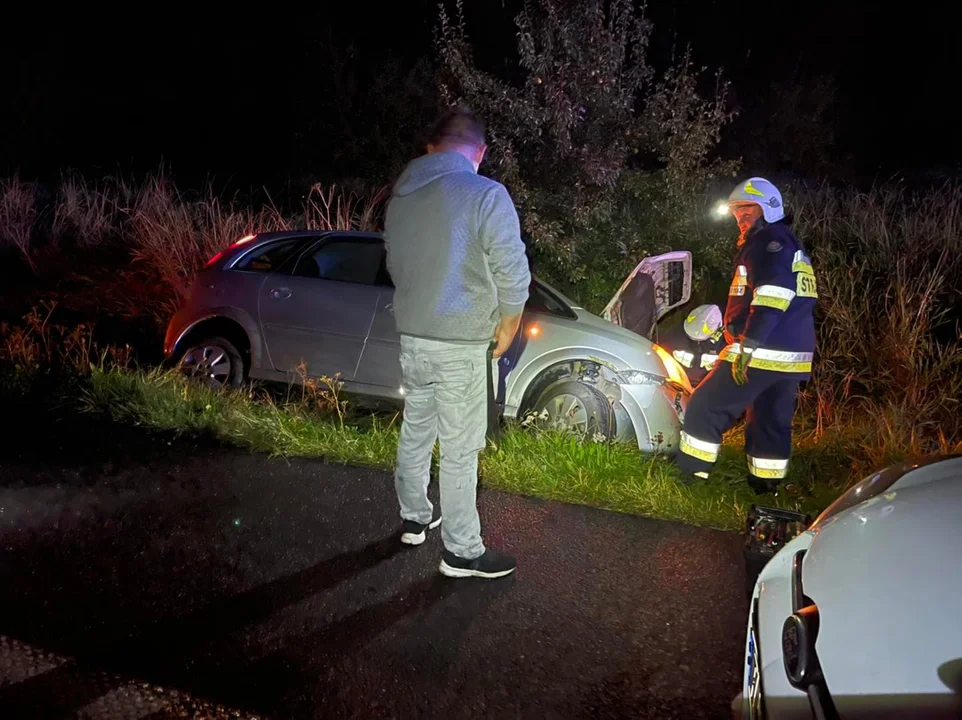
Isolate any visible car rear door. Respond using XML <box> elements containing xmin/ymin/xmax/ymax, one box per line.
<box><xmin>601</xmin><ymin>251</ymin><xmax>692</xmax><ymax>338</ymax></box>
<box><xmin>257</xmin><ymin>233</ymin><xmax>384</xmax><ymax>381</ymax></box>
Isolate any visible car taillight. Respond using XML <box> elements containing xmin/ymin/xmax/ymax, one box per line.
<box><xmin>653</xmin><ymin>344</ymin><xmax>693</xmax><ymax>394</ymax></box>
<box><xmin>204</xmin><ymin>233</ymin><xmax>257</xmax><ymax>269</ymax></box>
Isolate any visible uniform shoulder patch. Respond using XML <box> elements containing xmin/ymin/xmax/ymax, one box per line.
<box><xmin>766</xmin><ymin>240</ymin><xmax>783</xmax><ymax>253</ymax></box>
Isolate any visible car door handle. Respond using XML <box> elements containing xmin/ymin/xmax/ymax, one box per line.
<box><xmin>385</xmin><ymin>302</ymin><xmax>394</xmax><ymax>314</ymax></box>
<box><xmin>270</xmin><ymin>287</ymin><xmax>292</xmax><ymax>300</ymax></box>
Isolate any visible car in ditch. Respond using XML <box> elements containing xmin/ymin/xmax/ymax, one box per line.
<box><xmin>163</xmin><ymin>230</ymin><xmax>694</xmax><ymax>452</ymax></box>
<box><xmin>734</xmin><ymin>455</ymin><xmax>962</xmax><ymax>719</ymax></box>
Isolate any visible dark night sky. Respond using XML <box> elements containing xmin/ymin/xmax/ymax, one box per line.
<box><xmin>3</xmin><ymin>2</ymin><xmax>961</xmax><ymax>186</ymax></box>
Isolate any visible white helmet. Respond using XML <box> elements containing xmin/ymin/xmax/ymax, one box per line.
<box><xmin>728</xmin><ymin>177</ymin><xmax>785</xmax><ymax>224</ymax></box>
<box><xmin>683</xmin><ymin>304</ymin><xmax>723</xmax><ymax>341</ymax></box>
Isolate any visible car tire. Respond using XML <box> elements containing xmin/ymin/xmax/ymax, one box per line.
<box><xmin>533</xmin><ymin>380</ymin><xmax>615</xmax><ymax>440</ymax></box>
<box><xmin>176</xmin><ymin>336</ymin><xmax>245</xmax><ymax>390</ymax></box>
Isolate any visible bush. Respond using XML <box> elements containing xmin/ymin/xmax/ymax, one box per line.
<box><xmin>791</xmin><ymin>182</ymin><xmax>962</xmax><ymax>462</ymax></box>
<box><xmin>436</xmin><ymin>0</ymin><xmax>738</xmax><ymax>288</ymax></box>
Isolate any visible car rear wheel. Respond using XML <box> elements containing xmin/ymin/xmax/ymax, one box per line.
<box><xmin>533</xmin><ymin>381</ymin><xmax>614</xmax><ymax>440</ymax></box>
<box><xmin>177</xmin><ymin>336</ymin><xmax>245</xmax><ymax>390</ymax></box>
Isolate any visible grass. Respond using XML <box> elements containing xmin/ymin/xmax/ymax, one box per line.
<box><xmin>3</xmin><ymin>171</ymin><xmax>962</xmax><ymax>531</ymax></box>
<box><xmin>76</xmin><ymin>366</ymin><xmax>847</xmax><ymax>532</ymax></box>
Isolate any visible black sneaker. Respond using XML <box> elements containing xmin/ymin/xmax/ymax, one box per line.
<box><xmin>439</xmin><ymin>548</ymin><xmax>517</xmax><ymax>579</ymax></box>
<box><xmin>400</xmin><ymin>509</ymin><xmax>442</xmax><ymax>546</ymax></box>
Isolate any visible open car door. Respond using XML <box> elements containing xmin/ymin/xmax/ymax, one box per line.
<box><xmin>601</xmin><ymin>251</ymin><xmax>692</xmax><ymax>338</ymax></box>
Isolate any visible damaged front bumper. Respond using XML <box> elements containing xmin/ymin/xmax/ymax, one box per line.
<box><xmin>615</xmin><ymin>378</ymin><xmax>689</xmax><ymax>454</ymax></box>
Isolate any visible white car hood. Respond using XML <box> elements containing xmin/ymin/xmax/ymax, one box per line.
<box><xmin>804</xmin><ymin>469</ymin><xmax>962</xmax><ymax>705</ymax></box>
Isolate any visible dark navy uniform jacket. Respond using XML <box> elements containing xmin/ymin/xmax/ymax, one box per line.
<box><xmin>721</xmin><ymin>222</ymin><xmax>817</xmax><ymax>375</ymax></box>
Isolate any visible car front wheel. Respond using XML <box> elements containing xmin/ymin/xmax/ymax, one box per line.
<box><xmin>177</xmin><ymin>336</ymin><xmax>245</xmax><ymax>390</ymax></box>
<box><xmin>533</xmin><ymin>380</ymin><xmax>614</xmax><ymax>440</ymax></box>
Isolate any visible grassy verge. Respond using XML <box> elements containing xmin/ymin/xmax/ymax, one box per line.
<box><xmin>78</xmin><ymin>367</ymin><xmax>853</xmax><ymax>531</ymax></box>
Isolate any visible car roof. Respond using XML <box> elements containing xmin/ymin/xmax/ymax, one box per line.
<box><xmin>246</xmin><ymin>230</ymin><xmax>581</xmax><ymax>308</ymax></box>
<box><xmin>253</xmin><ymin>229</ymin><xmax>383</xmax><ymax>241</ymax></box>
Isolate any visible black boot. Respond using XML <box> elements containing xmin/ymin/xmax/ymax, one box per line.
<box><xmin>747</xmin><ymin>475</ymin><xmax>778</xmax><ymax>496</ymax></box>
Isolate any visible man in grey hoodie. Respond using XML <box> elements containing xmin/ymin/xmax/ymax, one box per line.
<box><xmin>385</xmin><ymin>108</ymin><xmax>530</xmax><ymax>579</ymax></box>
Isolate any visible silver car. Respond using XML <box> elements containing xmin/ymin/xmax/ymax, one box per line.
<box><xmin>164</xmin><ymin>230</ymin><xmax>693</xmax><ymax>452</ymax></box>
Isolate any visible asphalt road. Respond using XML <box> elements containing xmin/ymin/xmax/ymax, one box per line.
<box><xmin>0</xmin><ymin>412</ymin><xmax>748</xmax><ymax>719</ymax></box>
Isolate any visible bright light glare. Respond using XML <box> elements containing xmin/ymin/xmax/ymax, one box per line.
<box><xmin>653</xmin><ymin>344</ymin><xmax>694</xmax><ymax>394</ymax></box>
<box><xmin>528</xmin><ymin>324</ymin><xmax>541</xmax><ymax>338</ymax></box>
<box><xmin>714</xmin><ymin>202</ymin><xmax>730</xmax><ymax>218</ymax></box>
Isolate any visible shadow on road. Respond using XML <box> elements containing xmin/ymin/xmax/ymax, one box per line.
<box><xmin>0</xmin><ymin>529</ymin><xmax>511</xmax><ymax>717</ymax></box>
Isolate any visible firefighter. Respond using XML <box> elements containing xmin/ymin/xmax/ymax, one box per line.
<box><xmin>676</xmin><ymin>178</ymin><xmax>817</xmax><ymax>494</ymax></box>
<box><xmin>657</xmin><ymin>304</ymin><xmax>725</xmax><ymax>388</ymax></box>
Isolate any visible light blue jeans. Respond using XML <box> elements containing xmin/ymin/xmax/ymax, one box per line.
<box><xmin>395</xmin><ymin>334</ymin><xmax>490</xmax><ymax>560</ymax></box>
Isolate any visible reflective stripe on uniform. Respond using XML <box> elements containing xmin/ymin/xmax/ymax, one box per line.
<box><xmin>792</xmin><ymin>250</ymin><xmax>819</xmax><ymax>298</ymax></box>
<box><xmin>791</xmin><ymin>250</ymin><xmax>814</xmax><ymax>274</ymax></box>
<box><xmin>747</xmin><ymin>455</ymin><xmax>789</xmax><ymax>479</ymax></box>
<box><xmin>729</xmin><ymin>265</ymin><xmax>748</xmax><ymax>296</ymax></box>
<box><xmin>700</xmin><ymin>353</ymin><xmax>719</xmax><ymax>370</ymax></box>
<box><xmin>679</xmin><ymin>431</ymin><xmax>720</xmax><ymax>463</ymax></box>
<box><xmin>673</xmin><ymin>349</ymin><xmax>695</xmax><ymax>368</ymax></box>
<box><xmin>751</xmin><ymin>284</ymin><xmax>796</xmax><ymax>311</ymax></box>
<box><xmin>718</xmin><ymin>343</ymin><xmax>813</xmax><ymax>373</ymax></box>
<box><xmin>694</xmin><ymin>471</ymin><xmax>709</xmax><ymax>479</ymax></box>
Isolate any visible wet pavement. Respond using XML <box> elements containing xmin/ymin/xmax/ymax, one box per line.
<box><xmin>0</xmin><ymin>412</ymin><xmax>748</xmax><ymax>719</ymax></box>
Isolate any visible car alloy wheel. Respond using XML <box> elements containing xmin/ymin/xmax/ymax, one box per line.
<box><xmin>534</xmin><ymin>380</ymin><xmax>614</xmax><ymax>440</ymax></box>
<box><xmin>178</xmin><ymin>338</ymin><xmax>242</xmax><ymax>389</ymax></box>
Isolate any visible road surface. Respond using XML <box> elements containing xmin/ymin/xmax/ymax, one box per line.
<box><xmin>0</xmin><ymin>412</ymin><xmax>748</xmax><ymax>719</ymax></box>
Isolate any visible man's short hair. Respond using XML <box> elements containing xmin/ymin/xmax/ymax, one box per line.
<box><xmin>428</xmin><ymin>107</ymin><xmax>486</xmax><ymax>148</ymax></box>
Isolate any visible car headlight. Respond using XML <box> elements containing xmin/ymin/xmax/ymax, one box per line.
<box><xmin>652</xmin><ymin>345</ymin><xmax>694</xmax><ymax>394</ymax></box>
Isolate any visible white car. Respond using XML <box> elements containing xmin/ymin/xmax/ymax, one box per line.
<box><xmin>734</xmin><ymin>455</ymin><xmax>962</xmax><ymax>719</ymax></box>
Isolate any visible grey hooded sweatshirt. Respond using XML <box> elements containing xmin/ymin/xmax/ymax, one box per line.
<box><xmin>384</xmin><ymin>151</ymin><xmax>530</xmax><ymax>343</ymax></box>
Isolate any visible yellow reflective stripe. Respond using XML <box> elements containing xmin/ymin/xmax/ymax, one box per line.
<box><xmin>791</xmin><ymin>250</ymin><xmax>814</xmax><ymax>274</ymax></box>
<box><xmin>680</xmin><ymin>431</ymin><xmax>720</xmax><ymax>463</ymax></box>
<box><xmin>672</xmin><ymin>350</ymin><xmax>694</xmax><ymax>368</ymax></box>
<box><xmin>700</xmin><ymin>353</ymin><xmax>719</xmax><ymax>370</ymax></box>
<box><xmin>743</xmin><ymin>180</ymin><xmax>765</xmax><ymax>197</ymax></box>
<box><xmin>751</xmin><ymin>285</ymin><xmax>794</xmax><ymax>311</ymax></box>
<box><xmin>748</xmin><ymin>456</ymin><xmax>789</xmax><ymax>479</ymax></box>
<box><xmin>754</xmin><ymin>284</ymin><xmax>795</xmax><ymax>301</ymax></box>
<box><xmin>694</xmin><ymin>471</ymin><xmax>710</xmax><ymax>479</ymax></box>
<box><xmin>730</xmin><ymin>265</ymin><xmax>749</xmax><ymax>296</ymax></box>
<box><xmin>751</xmin><ymin>295</ymin><xmax>791</xmax><ymax>311</ymax></box>
<box><xmin>747</xmin><ymin>357</ymin><xmax>812</xmax><ymax>372</ymax></box>
<box><xmin>719</xmin><ymin>344</ymin><xmax>813</xmax><ymax>373</ymax></box>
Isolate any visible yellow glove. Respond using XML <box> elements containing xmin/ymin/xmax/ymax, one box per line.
<box><xmin>733</xmin><ymin>346</ymin><xmax>753</xmax><ymax>386</ymax></box>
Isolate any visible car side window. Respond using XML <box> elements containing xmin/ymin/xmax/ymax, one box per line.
<box><xmin>526</xmin><ymin>280</ymin><xmax>575</xmax><ymax>319</ymax></box>
<box><xmin>293</xmin><ymin>238</ymin><xmax>388</xmax><ymax>286</ymax></box>
<box><xmin>233</xmin><ymin>238</ymin><xmax>304</xmax><ymax>273</ymax></box>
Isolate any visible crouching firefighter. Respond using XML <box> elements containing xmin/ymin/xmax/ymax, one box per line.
<box><xmin>657</xmin><ymin>304</ymin><xmax>725</xmax><ymax>388</ymax></box>
<box><xmin>676</xmin><ymin>178</ymin><xmax>817</xmax><ymax>494</ymax></box>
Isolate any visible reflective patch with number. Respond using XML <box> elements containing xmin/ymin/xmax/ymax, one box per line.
<box><xmin>796</xmin><ymin>271</ymin><xmax>818</xmax><ymax>298</ymax></box>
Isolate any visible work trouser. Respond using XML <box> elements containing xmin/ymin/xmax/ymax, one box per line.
<box><xmin>676</xmin><ymin>362</ymin><xmax>802</xmax><ymax>485</ymax></box>
<box><xmin>395</xmin><ymin>335</ymin><xmax>489</xmax><ymax>560</ymax></box>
